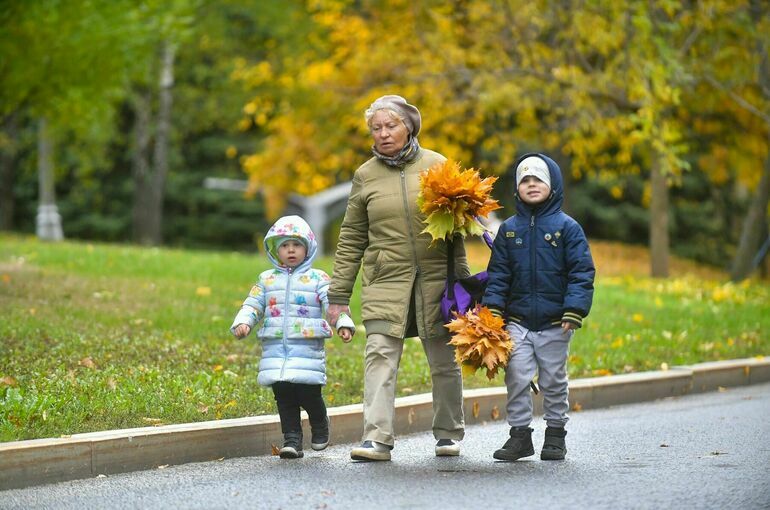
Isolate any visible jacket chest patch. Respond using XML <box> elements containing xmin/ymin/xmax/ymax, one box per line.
<box><xmin>506</xmin><ymin>231</ymin><xmax>516</xmax><ymax>238</ymax></box>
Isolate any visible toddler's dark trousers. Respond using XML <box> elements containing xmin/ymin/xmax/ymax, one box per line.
<box><xmin>271</xmin><ymin>381</ymin><xmax>327</xmax><ymax>434</ymax></box>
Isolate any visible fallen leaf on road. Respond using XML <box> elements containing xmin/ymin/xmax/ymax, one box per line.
<box><xmin>490</xmin><ymin>405</ymin><xmax>500</xmax><ymax>420</ymax></box>
<box><xmin>472</xmin><ymin>401</ymin><xmax>480</xmax><ymax>418</ymax></box>
<box><xmin>271</xmin><ymin>444</ymin><xmax>280</xmax><ymax>455</ymax></box>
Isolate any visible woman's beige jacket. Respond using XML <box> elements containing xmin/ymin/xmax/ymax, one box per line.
<box><xmin>328</xmin><ymin>148</ymin><xmax>470</xmax><ymax>339</ymax></box>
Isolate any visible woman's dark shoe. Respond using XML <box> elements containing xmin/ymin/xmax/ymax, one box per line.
<box><xmin>540</xmin><ymin>427</ymin><xmax>567</xmax><ymax>460</ymax></box>
<box><xmin>311</xmin><ymin>416</ymin><xmax>331</xmax><ymax>451</ymax></box>
<box><xmin>493</xmin><ymin>427</ymin><xmax>534</xmax><ymax>461</ymax></box>
<box><xmin>279</xmin><ymin>431</ymin><xmax>304</xmax><ymax>459</ymax></box>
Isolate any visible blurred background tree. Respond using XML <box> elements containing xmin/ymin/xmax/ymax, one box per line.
<box><xmin>1</xmin><ymin>0</ymin><xmax>767</xmax><ymax>277</ymax></box>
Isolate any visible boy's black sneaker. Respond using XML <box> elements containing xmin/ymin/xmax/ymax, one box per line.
<box><xmin>493</xmin><ymin>426</ymin><xmax>534</xmax><ymax>461</ymax></box>
<box><xmin>279</xmin><ymin>431</ymin><xmax>304</xmax><ymax>459</ymax></box>
<box><xmin>541</xmin><ymin>426</ymin><xmax>567</xmax><ymax>460</ymax></box>
<box><xmin>311</xmin><ymin>416</ymin><xmax>331</xmax><ymax>451</ymax></box>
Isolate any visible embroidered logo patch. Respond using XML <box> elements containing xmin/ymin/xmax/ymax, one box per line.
<box><xmin>506</xmin><ymin>231</ymin><xmax>516</xmax><ymax>238</ymax></box>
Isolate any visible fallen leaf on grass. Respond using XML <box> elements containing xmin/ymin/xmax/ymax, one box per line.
<box><xmin>1</xmin><ymin>376</ymin><xmax>18</xmax><ymax>386</ymax></box>
<box><xmin>79</xmin><ymin>357</ymin><xmax>97</xmax><ymax>369</ymax></box>
<box><xmin>196</xmin><ymin>286</ymin><xmax>212</xmax><ymax>297</ymax></box>
<box><xmin>142</xmin><ymin>417</ymin><xmax>165</xmax><ymax>426</ymax></box>
<box><xmin>1</xmin><ymin>274</ymin><xmax>10</xmax><ymax>283</ymax></box>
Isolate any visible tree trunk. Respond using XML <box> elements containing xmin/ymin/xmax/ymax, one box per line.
<box><xmin>731</xmin><ymin>145</ymin><xmax>770</xmax><ymax>281</ymax></box>
<box><xmin>649</xmin><ymin>160</ymin><xmax>669</xmax><ymax>277</ymax></box>
<box><xmin>730</xmin><ymin>0</ymin><xmax>770</xmax><ymax>281</ymax></box>
<box><xmin>132</xmin><ymin>40</ymin><xmax>176</xmax><ymax>246</ymax></box>
<box><xmin>131</xmin><ymin>89</ymin><xmax>153</xmax><ymax>244</ymax></box>
<box><xmin>35</xmin><ymin>117</ymin><xmax>63</xmax><ymax>241</ymax></box>
<box><xmin>0</xmin><ymin>113</ymin><xmax>18</xmax><ymax>230</ymax></box>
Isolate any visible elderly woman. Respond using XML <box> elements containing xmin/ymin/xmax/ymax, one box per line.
<box><xmin>327</xmin><ymin>95</ymin><xmax>470</xmax><ymax>461</ymax></box>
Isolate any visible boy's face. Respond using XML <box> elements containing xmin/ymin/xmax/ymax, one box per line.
<box><xmin>277</xmin><ymin>240</ymin><xmax>307</xmax><ymax>268</ymax></box>
<box><xmin>518</xmin><ymin>175</ymin><xmax>551</xmax><ymax>205</ymax></box>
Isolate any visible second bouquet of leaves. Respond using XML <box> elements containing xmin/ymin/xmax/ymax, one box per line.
<box><xmin>446</xmin><ymin>306</ymin><xmax>513</xmax><ymax>380</ymax></box>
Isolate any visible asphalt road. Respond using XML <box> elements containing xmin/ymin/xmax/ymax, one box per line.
<box><xmin>3</xmin><ymin>382</ymin><xmax>769</xmax><ymax>510</ymax></box>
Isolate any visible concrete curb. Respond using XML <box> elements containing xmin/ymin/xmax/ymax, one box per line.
<box><xmin>1</xmin><ymin>356</ymin><xmax>768</xmax><ymax>491</ymax></box>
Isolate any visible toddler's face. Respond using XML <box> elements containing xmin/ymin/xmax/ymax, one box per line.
<box><xmin>277</xmin><ymin>240</ymin><xmax>307</xmax><ymax>268</ymax></box>
<box><xmin>518</xmin><ymin>175</ymin><xmax>551</xmax><ymax>205</ymax></box>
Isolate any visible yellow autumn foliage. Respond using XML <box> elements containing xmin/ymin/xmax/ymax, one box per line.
<box><xmin>446</xmin><ymin>306</ymin><xmax>513</xmax><ymax>380</ymax></box>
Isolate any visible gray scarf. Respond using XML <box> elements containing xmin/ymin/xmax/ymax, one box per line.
<box><xmin>372</xmin><ymin>136</ymin><xmax>421</xmax><ymax>168</ymax></box>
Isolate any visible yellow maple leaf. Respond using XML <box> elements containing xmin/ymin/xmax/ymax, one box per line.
<box><xmin>417</xmin><ymin>159</ymin><xmax>501</xmax><ymax>243</ymax></box>
<box><xmin>447</xmin><ymin>305</ymin><xmax>513</xmax><ymax>380</ymax></box>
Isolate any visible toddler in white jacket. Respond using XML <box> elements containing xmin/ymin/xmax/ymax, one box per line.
<box><xmin>231</xmin><ymin>215</ymin><xmax>354</xmax><ymax>459</ymax></box>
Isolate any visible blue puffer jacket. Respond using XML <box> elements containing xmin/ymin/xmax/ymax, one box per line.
<box><xmin>230</xmin><ymin>215</ymin><xmax>355</xmax><ymax>386</ymax></box>
<box><xmin>483</xmin><ymin>153</ymin><xmax>595</xmax><ymax>331</ymax></box>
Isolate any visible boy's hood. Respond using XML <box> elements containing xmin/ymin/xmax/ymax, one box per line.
<box><xmin>263</xmin><ymin>215</ymin><xmax>318</xmax><ymax>271</ymax></box>
<box><xmin>514</xmin><ymin>152</ymin><xmax>564</xmax><ymax>217</ymax></box>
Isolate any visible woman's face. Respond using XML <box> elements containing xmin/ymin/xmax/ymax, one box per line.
<box><xmin>369</xmin><ymin>110</ymin><xmax>409</xmax><ymax>156</ymax></box>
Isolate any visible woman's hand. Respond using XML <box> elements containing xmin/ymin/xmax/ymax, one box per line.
<box><xmin>327</xmin><ymin>304</ymin><xmax>350</xmax><ymax>327</ymax></box>
<box><xmin>338</xmin><ymin>327</ymin><xmax>353</xmax><ymax>343</ymax></box>
<box><xmin>233</xmin><ymin>324</ymin><xmax>251</xmax><ymax>338</ymax></box>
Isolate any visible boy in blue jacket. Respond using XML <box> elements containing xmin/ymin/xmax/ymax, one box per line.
<box><xmin>231</xmin><ymin>215</ymin><xmax>355</xmax><ymax>459</ymax></box>
<box><xmin>483</xmin><ymin>153</ymin><xmax>595</xmax><ymax>461</ymax></box>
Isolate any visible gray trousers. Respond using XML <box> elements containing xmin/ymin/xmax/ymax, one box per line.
<box><xmin>362</xmin><ymin>332</ymin><xmax>465</xmax><ymax>446</ymax></box>
<box><xmin>504</xmin><ymin>322</ymin><xmax>573</xmax><ymax>428</ymax></box>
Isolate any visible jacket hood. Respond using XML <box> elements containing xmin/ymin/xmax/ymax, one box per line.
<box><xmin>514</xmin><ymin>152</ymin><xmax>564</xmax><ymax>217</ymax></box>
<box><xmin>263</xmin><ymin>215</ymin><xmax>318</xmax><ymax>271</ymax></box>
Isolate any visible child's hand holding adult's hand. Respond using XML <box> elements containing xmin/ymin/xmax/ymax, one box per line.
<box><xmin>327</xmin><ymin>304</ymin><xmax>350</xmax><ymax>326</ymax></box>
<box><xmin>234</xmin><ymin>324</ymin><xmax>251</xmax><ymax>338</ymax></box>
<box><xmin>338</xmin><ymin>327</ymin><xmax>353</xmax><ymax>343</ymax></box>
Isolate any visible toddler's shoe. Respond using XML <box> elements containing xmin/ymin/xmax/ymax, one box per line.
<box><xmin>279</xmin><ymin>431</ymin><xmax>304</xmax><ymax>459</ymax></box>
<box><xmin>540</xmin><ymin>426</ymin><xmax>567</xmax><ymax>460</ymax></box>
<box><xmin>350</xmin><ymin>440</ymin><xmax>392</xmax><ymax>461</ymax></box>
<box><xmin>493</xmin><ymin>426</ymin><xmax>534</xmax><ymax>461</ymax></box>
<box><xmin>311</xmin><ymin>416</ymin><xmax>331</xmax><ymax>451</ymax></box>
<box><xmin>435</xmin><ymin>439</ymin><xmax>460</xmax><ymax>457</ymax></box>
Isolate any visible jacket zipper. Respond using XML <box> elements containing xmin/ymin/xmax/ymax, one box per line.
<box><xmin>279</xmin><ymin>267</ymin><xmax>292</xmax><ymax>380</ymax></box>
<box><xmin>400</xmin><ymin>168</ymin><xmax>422</xmax><ymax>337</ymax></box>
<box><xmin>529</xmin><ymin>214</ymin><xmax>537</xmax><ymax>326</ymax></box>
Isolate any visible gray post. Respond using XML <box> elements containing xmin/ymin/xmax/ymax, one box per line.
<box><xmin>36</xmin><ymin>117</ymin><xmax>63</xmax><ymax>241</ymax></box>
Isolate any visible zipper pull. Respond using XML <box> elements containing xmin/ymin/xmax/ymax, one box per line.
<box><xmin>530</xmin><ymin>215</ymin><xmax>535</xmax><ymax>227</ymax></box>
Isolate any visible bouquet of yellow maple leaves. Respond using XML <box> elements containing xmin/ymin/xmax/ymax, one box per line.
<box><xmin>417</xmin><ymin>159</ymin><xmax>511</xmax><ymax>379</ymax></box>
<box><xmin>416</xmin><ymin>159</ymin><xmax>501</xmax><ymax>243</ymax></box>
<box><xmin>446</xmin><ymin>305</ymin><xmax>513</xmax><ymax>380</ymax></box>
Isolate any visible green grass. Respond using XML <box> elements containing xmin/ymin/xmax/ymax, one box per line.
<box><xmin>1</xmin><ymin>233</ymin><xmax>768</xmax><ymax>442</ymax></box>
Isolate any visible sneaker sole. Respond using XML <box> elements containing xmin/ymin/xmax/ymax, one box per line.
<box><xmin>311</xmin><ymin>441</ymin><xmax>329</xmax><ymax>451</ymax></box>
<box><xmin>279</xmin><ymin>448</ymin><xmax>304</xmax><ymax>459</ymax></box>
<box><xmin>350</xmin><ymin>449</ymin><xmax>391</xmax><ymax>461</ymax></box>
<box><xmin>435</xmin><ymin>446</ymin><xmax>460</xmax><ymax>457</ymax></box>
<box><xmin>492</xmin><ymin>447</ymin><xmax>535</xmax><ymax>461</ymax></box>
